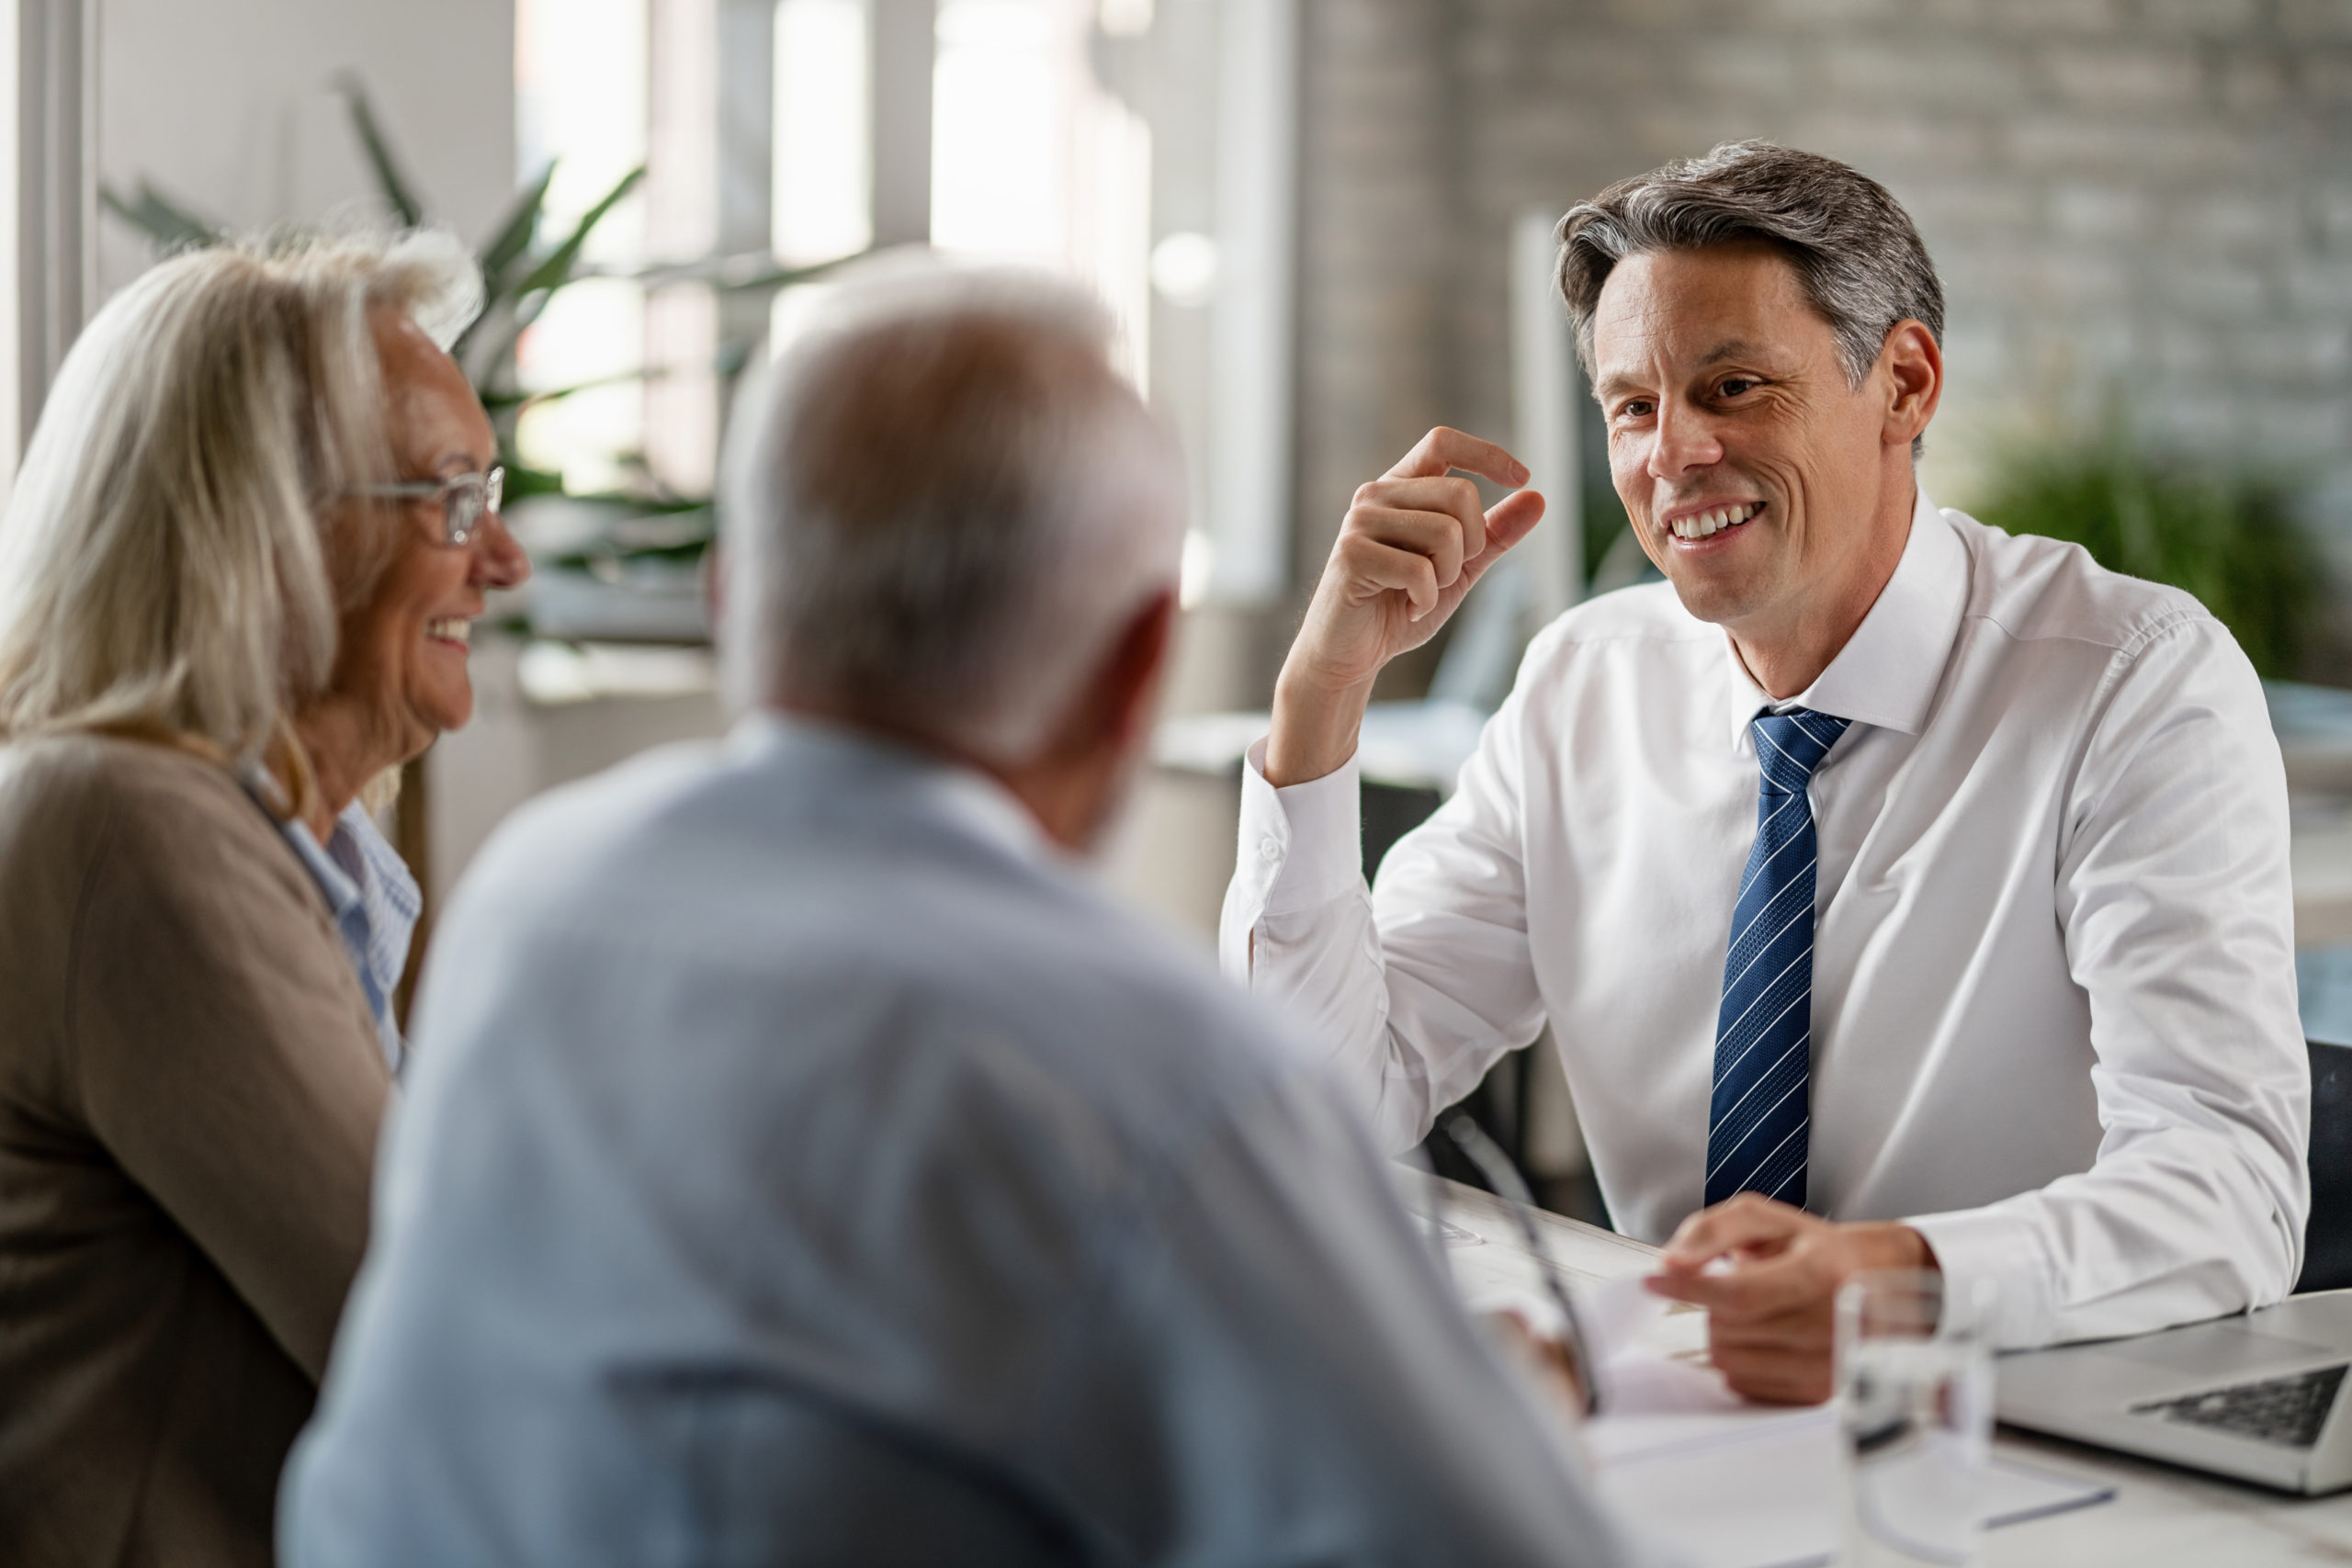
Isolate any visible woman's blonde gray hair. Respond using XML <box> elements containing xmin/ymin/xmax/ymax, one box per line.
<box><xmin>0</xmin><ymin>231</ymin><xmax>481</xmax><ymax>772</ymax></box>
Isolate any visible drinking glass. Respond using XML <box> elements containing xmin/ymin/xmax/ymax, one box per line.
<box><xmin>1836</xmin><ymin>1269</ymin><xmax>1996</xmax><ymax>1568</ymax></box>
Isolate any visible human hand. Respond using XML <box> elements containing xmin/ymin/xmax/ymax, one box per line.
<box><xmin>1486</xmin><ymin>1307</ymin><xmax>1588</xmax><ymax>1422</ymax></box>
<box><xmin>1265</xmin><ymin>427</ymin><xmax>1544</xmax><ymax>785</ymax></box>
<box><xmin>1644</xmin><ymin>1193</ymin><xmax>1936</xmax><ymax>1404</ymax></box>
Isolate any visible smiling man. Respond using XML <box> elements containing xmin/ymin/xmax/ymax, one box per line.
<box><xmin>1223</xmin><ymin>141</ymin><xmax>2309</xmax><ymax>1401</ymax></box>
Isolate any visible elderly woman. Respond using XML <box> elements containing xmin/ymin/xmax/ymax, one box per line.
<box><xmin>0</xmin><ymin>234</ymin><xmax>527</xmax><ymax>1567</ymax></box>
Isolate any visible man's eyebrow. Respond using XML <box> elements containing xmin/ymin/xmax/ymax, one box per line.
<box><xmin>1695</xmin><ymin>339</ymin><xmax>1770</xmax><ymax>366</ymax></box>
<box><xmin>1595</xmin><ymin>338</ymin><xmax>1778</xmax><ymax>398</ymax></box>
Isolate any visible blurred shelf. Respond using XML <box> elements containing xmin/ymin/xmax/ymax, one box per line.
<box><xmin>514</xmin><ymin>640</ymin><xmax>719</xmax><ymax>707</ymax></box>
<box><xmin>518</xmin><ymin>564</ymin><xmax>712</xmax><ymax>645</ymax></box>
<box><xmin>1154</xmin><ymin>698</ymin><xmax>1491</xmax><ymax>795</ymax></box>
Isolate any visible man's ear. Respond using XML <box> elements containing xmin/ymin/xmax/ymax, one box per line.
<box><xmin>1094</xmin><ymin>587</ymin><xmax>1178</xmax><ymax>751</ymax></box>
<box><xmin>1879</xmin><ymin>319</ymin><xmax>1942</xmax><ymax>448</ymax></box>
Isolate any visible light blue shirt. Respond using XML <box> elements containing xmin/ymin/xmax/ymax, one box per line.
<box><xmin>281</xmin><ymin>716</ymin><xmax>1656</xmax><ymax>1568</ymax></box>
<box><xmin>252</xmin><ymin>777</ymin><xmax>420</xmax><ymax>1076</ymax></box>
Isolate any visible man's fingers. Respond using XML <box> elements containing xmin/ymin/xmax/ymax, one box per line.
<box><xmin>1484</xmin><ymin>487</ymin><xmax>1546</xmax><ymax>555</ymax></box>
<box><xmin>1711</xmin><ymin>1343</ymin><xmax>1835</xmax><ymax>1406</ymax></box>
<box><xmin>1485</xmin><ymin>1310</ymin><xmax>1588</xmax><ymax>1416</ymax></box>
<box><xmin>1709</xmin><ymin>1303</ymin><xmax>1838</xmax><ymax>1405</ymax></box>
<box><xmin>1658</xmin><ymin>1194</ymin><xmax>1812</xmax><ymax>1270</ymax></box>
<box><xmin>1649</xmin><ymin>1246</ymin><xmax>1828</xmax><ymax>1322</ymax></box>
<box><xmin>1335</xmin><ymin>534</ymin><xmax>1442</xmax><ymax>616</ymax></box>
<box><xmin>1344</xmin><ymin>506</ymin><xmax>1469</xmax><ymax>588</ymax></box>
<box><xmin>1352</xmin><ymin>475</ymin><xmax>1488</xmax><ymax>564</ymax></box>
<box><xmin>1706</xmin><ymin>1307</ymin><xmax>1831</xmax><ymax>1354</ymax></box>
<box><xmin>1339</xmin><ymin>517</ymin><xmax>1460</xmax><ymax>598</ymax></box>
<box><xmin>1384</xmin><ymin>425</ymin><xmax>1532</xmax><ymax>491</ymax></box>
<box><xmin>1459</xmin><ymin>489</ymin><xmax>1546</xmax><ymax>591</ymax></box>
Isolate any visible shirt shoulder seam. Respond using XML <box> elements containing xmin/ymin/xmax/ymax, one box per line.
<box><xmin>1959</xmin><ymin>601</ymin><xmax>2211</xmax><ymax>662</ymax></box>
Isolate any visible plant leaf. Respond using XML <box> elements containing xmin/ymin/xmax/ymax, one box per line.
<box><xmin>612</xmin><ymin>249</ymin><xmax>858</xmax><ymax>293</ymax></box>
<box><xmin>516</xmin><ymin>165</ymin><xmax>646</xmax><ymax>299</ymax></box>
<box><xmin>1974</xmin><ymin>435</ymin><xmax>2320</xmax><ymax>679</ymax></box>
<box><xmin>99</xmin><ymin>179</ymin><xmax>228</xmax><ymax>252</ymax></box>
<box><xmin>333</xmin><ymin>72</ymin><xmax>425</xmax><ymax>227</ymax></box>
<box><xmin>480</xmin><ymin>365</ymin><xmax>653</xmax><ymax>412</ymax></box>
<box><xmin>500</xmin><ymin>462</ymin><xmax>570</xmax><ymax>502</ymax></box>
<box><xmin>479</xmin><ymin>162</ymin><xmax>556</xmax><ymax>300</ymax></box>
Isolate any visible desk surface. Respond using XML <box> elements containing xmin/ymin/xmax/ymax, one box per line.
<box><xmin>1412</xmin><ymin>1175</ymin><xmax>2352</xmax><ymax>1567</ymax></box>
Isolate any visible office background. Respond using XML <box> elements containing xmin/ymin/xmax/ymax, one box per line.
<box><xmin>20</xmin><ymin>0</ymin><xmax>2352</xmax><ymax>1205</ymax></box>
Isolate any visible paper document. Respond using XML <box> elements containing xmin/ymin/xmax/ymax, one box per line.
<box><xmin>1403</xmin><ymin>1174</ymin><xmax>2115</xmax><ymax>1565</ymax></box>
<box><xmin>1583</xmin><ymin>1405</ymin><xmax>2114</xmax><ymax>1568</ymax></box>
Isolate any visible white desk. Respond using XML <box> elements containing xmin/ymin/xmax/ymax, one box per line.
<box><xmin>1409</xmin><ymin>1175</ymin><xmax>2352</xmax><ymax>1566</ymax></box>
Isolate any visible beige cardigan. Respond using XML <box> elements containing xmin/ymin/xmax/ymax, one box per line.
<box><xmin>0</xmin><ymin>733</ymin><xmax>390</xmax><ymax>1568</ymax></box>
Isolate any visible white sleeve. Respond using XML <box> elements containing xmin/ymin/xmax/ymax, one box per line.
<box><xmin>1907</xmin><ymin>615</ymin><xmax>2309</xmax><ymax>1348</ymax></box>
<box><xmin>1218</xmin><ymin>681</ymin><xmax>1551</xmax><ymax>1155</ymax></box>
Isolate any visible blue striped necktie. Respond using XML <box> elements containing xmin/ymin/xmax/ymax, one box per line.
<box><xmin>1705</xmin><ymin>708</ymin><xmax>1851</xmax><ymax>1210</ymax></box>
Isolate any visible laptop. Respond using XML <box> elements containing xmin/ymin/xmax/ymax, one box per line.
<box><xmin>1996</xmin><ymin>1291</ymin><xmax>2352</xmax><ymax>1494</ymax></box>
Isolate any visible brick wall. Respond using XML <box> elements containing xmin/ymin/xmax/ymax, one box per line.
<box><xmin>1290</xmin><ymin>0</ymin><xmax>2352</xmax><ymax>660</ymax></box>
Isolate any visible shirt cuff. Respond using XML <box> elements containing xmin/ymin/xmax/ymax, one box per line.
<box><xmin>1904</xmin><ymin>1204</ymin><xmax>2053</xmax><ymax>1349</ymax></box>
<box><xmin>1237</xmin><ymin>737</ymin><xmax>1363</xmax><ymax>919</ymax></box>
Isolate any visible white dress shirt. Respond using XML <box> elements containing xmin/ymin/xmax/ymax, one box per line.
<box><xmin>1224</xmin><ymin>493</ymin><xmax>2309</xmax><ymax>1350</ymax></box>
<box><xmin>283</xmin><ymin>716</ymin><xmax>1660</xmax><ymax>1568</ymax></box>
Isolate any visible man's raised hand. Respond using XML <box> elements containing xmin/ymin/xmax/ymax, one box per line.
<box><xmin>1266</xmin><ymin>428</ymin><xmax>1545</xmax><ymax>786</ymax></box>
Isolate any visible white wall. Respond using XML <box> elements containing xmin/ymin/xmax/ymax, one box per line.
<box><xmin>96</xmin><ymin>0</ymin><xmax>515</xmax><ymax>294</ymax></box>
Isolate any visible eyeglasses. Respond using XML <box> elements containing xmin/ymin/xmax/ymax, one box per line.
<box><xmin>347</xmin><ymin>467</ymin><xmax>505</xmax><ymax>547</ymax></box>
<box><xmin>1424</xmin><ymin>1111</ymin><xmax>1603</xmax><ymax>1416</ymax></box>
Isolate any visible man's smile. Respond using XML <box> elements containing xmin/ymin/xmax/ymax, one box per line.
<box><xmin>1663</xmin><ymin>500</ymin><xmax>1766</xmax><ymax>542</ymax></box>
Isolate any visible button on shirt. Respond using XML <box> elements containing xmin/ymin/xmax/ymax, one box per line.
<box><xmin>1223</xmin><ymin>495</ymin><xmax>2309</xmax><ymax>1349</ymax></box>
<box><xmin>283</xmin><ymin>718</ymin><xmax>1658</xmax><ymax>1568</ymax></box>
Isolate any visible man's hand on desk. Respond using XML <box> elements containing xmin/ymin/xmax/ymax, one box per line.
<box><xmin>1644</xmin><ymin>1193</ymin><xmax>1937</xmax><ymax>1405</ymax></box>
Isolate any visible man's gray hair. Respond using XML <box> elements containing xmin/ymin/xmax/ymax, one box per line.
<box><xmin>1556</xmin><ymin>141</ymin><xmax>1943</xmax><ymax>390</ymax></box>
<box><xmin>720</xmin><ymin>265</ymin><xmax>1182</xmax><ymax>761</ymax></box>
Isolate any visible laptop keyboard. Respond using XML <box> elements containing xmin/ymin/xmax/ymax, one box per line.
<box><xmin>2132</xmin><ymin>1363</ymin><xmax>2350</xmax><ymax>1449</ymax></box>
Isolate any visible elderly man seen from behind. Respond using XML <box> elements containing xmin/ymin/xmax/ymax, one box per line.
<box><xmin>282</xmin><ymin>271</ymin><xmax>1660</xmax><ymax>1568</ymax></box>
<box><xmin>1226</xmin><ymin>141</ymin><xmax>2306</xmax><ymax>1402</ymax></box>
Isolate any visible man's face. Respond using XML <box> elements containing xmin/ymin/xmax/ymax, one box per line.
<box><xmin>1591</xmin><ymin>243</ymin><xmax>1898</xmax><ymax>639</ymax></box>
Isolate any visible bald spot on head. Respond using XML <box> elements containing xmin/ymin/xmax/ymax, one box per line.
<box><xmin>730</xmin><ymin>276</ymin><xmax>1182</xmax><ymax>763</ymax></box>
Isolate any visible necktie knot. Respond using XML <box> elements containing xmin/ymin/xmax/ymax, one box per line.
<box><xmin>1751</xmin><ymin>709</ymin><xmax>1849</xmax><ymax>795</ymax></box>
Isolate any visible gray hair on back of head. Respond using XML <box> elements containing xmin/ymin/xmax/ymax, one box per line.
<box><xmin>720</xmin><ymin>265</ymin><xmax>1183</xmax><ymax>761</ymax></box>
<box><xmin>1557</xmin><ymin>141</ymin><xmax>1943</xmax><ymax>410</ymax></box>
<box><xmin>0</xmin><ymin>231</ymin><xmax>482</xmax><ymax>767</ymax></box>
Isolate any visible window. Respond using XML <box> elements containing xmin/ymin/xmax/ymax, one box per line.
<box><xmin>514</xmin><ymin>0</ymin><xmax>1292</xmax><ymax>604</ymax></box>
<box><xmin>514</xmin><ymin>0</ymin><xmax>650</xmax><ymax>498</ymax></box>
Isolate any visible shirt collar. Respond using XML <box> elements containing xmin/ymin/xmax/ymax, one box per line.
<box><xmin>247</xmin><ymin>784</ymin><xmax>419</xmax><ymax>1077</ymax></box>
<box><xmin>1720</xmin><ymin>488</ymin><xmax>1970</xmax><ymax>749</ymax></box>
<box><xmin>732</xmin><ymin>709</ymin><xmax>1055</xmax><ymax>866</ymax></box>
